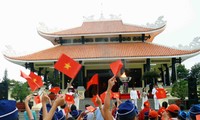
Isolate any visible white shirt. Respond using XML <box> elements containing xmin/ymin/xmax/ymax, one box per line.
<box><xmin>152</xmin><ymin>88</ymin><xmax>157</xmax><ymax>98</ymax></box>
<box><xmin>130</xmin><ymin>89</ymin><xmax>138</xmax><ymax>99</ymax></box>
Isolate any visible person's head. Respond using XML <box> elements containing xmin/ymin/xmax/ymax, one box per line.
<box><xmin>144</xmin><ymin>100</ymin><xmax>150</xmax><ymax>108</ymax></box>
<box><xmin>0</xmin><ymin>100</ymin><xmax>18</xmax><ymax>120</ymax></box>
<box><xmin>162</xmin><ymin>101</ymin><xmax>168</xmax><ymax>108</ymax></box>
<box><xmin>188</xmin><ymin>104</ymin><xmax>200</xmax><ymax>120</ymax></box>
<box><xmin>85</xmin><ymin>104</ymin><xmax>90</xmax><ymax>109</ymax></box>
<box><xmin>132</xmin><ymin>87</ymin><xmax>135</xmax><ymax>90</ymax></box>
<box><xmin>158</xmin><ymin>107</ymin><xmax>166</xmax><ymax>118</ymax></box>
<box><xmin>71</xmin><ymin>110</ymin><xmax>82</xmax><ymax>119</ymax></box>
<box><xmin>71</xmin><ymin>104</ymin><xmax>77</xmax><ymax>111</ymax></box>
<box><xmin>117</xmin><ymin>100</ymin><xmax>138</xmax><ymax>120</ymax></box>
<box><xmin>154</xmin><ymin>84</ymin><xmax>158</xmax><ymax>88</ymax></box>
<box><xmin>166</xmin><ymin>104</ymin><xmax>180</xmax><ymax>118</ymax></box>
<box><xmin>149</xmin><ymin>110</ymin><xmax>158</xmax><ymax>120</ymax></box>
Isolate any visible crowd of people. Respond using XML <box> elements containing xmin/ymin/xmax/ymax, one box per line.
<box><xmin>1</xmin><ymin>76</ymin><xmax>200</xmax><ymax>120</ymax></box>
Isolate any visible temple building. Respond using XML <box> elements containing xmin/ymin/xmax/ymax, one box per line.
<box><xmin>4</xmin><ymin>17</ymin><xmax>200</xmax><ymax>97</ymax></box>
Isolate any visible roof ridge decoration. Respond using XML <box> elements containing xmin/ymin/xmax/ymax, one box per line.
<box><xmin>36</xmin><ymin>22</ymin><xmax>64</xmax><ymax>33</ymax></box>
<box><xmin>144</xmin><ymin>16</ymin><xmax>167</xmax><ymax>29</ymax></box>
<box><xmin>173</xmin><ymin>37</ymin><xmax>200</xmax><ymax>50</ymax></box>
<box><xmin>2</xmin><ymin>45</ymin><xmax>31</xmax><ymax>57</ymax></box>
<box><xmin>83</xmin><ymin>14</ymin><xmax>122</xmax><ymax>22</ymax></box>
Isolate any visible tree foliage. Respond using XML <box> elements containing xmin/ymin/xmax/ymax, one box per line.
<box><xmin>171</xmin><ymin>79</ymin><xmax>188</xmax><ymax>100</ymax></box>
<box><xmin>142</xmin><ymin>71</ymin><xmax>160</xmax><ymax>85</ymax></box>
<box><xmin>11</xmin><ymin>81</ymin><xmax>31</xmax><ymax>102</ymax></box>
<box><xmin>177</xmin><ymin>64</ymin><xmax>189</xmax><ymax>79</ymax></box>
<box><xmin>190</xmin><ymin>63</ymin><xmax>200</xmax><ymax>84</ymax></box>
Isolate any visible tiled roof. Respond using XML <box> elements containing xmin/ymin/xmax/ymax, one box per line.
<box><xmin>44</xmin><ymin>20</ymin><xmax>162</xmax><ymax>36</ymax></box>
<box><xmin>5</xmin><ymin>42</ymin><xmax>200</xmax><ymax>61</ymax></box>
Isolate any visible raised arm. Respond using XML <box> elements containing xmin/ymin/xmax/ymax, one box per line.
<box><xmin>43</xmin><ymin>96</ymin><xmax>65</xmax><ymax>120</ymax></box>
<box><xmin>103</xmin><ymin>76</ymin><xmax>116</xmax><ymax>120</ymax></box>
<box><xmin>96</xmin><ymin>95</ymin><xmax>105</xmax><ymax>119</ymax></box>
<box><xmin>24</xmin><ymin>94</ymin><xmax>34</xmax><ymax>120</ymax></box>
<box><xmin>41</xmin><ymin>93</ymin><xmax>50</xmax><ymax>119</ymax></box>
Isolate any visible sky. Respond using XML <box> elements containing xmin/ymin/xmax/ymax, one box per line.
<box><xmin>0</xmin><ymin>0</ymin><xmax>200</xmax><ymax>82</ymax></box>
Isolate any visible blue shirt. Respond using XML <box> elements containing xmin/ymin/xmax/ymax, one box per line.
<box><xmin>24</xmin><ymin>110</ymin><xmax>37</xmax><ymax>120</ymax></box>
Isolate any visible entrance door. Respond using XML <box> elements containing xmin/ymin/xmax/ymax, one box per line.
<box><xmin>127</xmin><ymin>68</ymin><xmax>142</xmax><ymax>87</ymax></box>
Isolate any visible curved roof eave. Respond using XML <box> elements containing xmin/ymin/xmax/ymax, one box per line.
<box><xmin>37</xmin><ymin>25</ymin><xmax>166</xmax><ymax>45</ymax></box>
<box><xmin>4</xmin><ymin>49</ymin><xmax>200</xmax><ymax>66</ymax></box>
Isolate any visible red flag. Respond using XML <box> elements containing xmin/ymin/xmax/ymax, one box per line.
<box><xmin>100</xmin><ymin>91</ymin><xmax>113</xmax><ymax>103</ymax></box>
<box><xmin>112</xmin><ymin>92</ymin><xmax>120</xmax><ymax>99</ymax></box>
<box><xmin>34</xmin><ymin>95</ymin><xmax>41</xmax><ymax>104</ymax></box>
<box><xmin>28</xmin><ymin>72</ymin><xmax>44</xmax><ymax>91</ymax></box>
<box><xmin>49</xmin><ymin>87</ymin><xmax>60</xmax><ymax>94</ymax></box>
<box><xmin>65</xmin><ymin>94</ymin><xmax>75</xmax><ymax>104</ymax></box>
<box><xmin>110</xmin><ymin>60</ymin><xmax>123</xmax><ymax>76</ymax></box>
<box><xmin>87</xmin><ymin>74</ymin><xmax>99</xmax><ymax>90</ymax></box>
<box><xmin>91</xmin><ymin>95</ymin><xmax>99</xmax><ymax>107</ymax></box>
<box><xmin>20</xmin><ymin>71</ymin><xmax>43</xmax><ymax>92</ymax></box>
<box><xmin>20</xmin><ymin>70</ymin><xmax>31</xmax><ymax>80</ymax></box>
<box><xmin>156</xmin><ymin>88</ymin><xmax>167</xmax><ymax>99</ymax></box>
<box><xmin>86</xmin><ymin>105</ymin><xmax>96</xmax><ymax>112</ymax></box>
<box><xmin>54</xmin><ymin>54</ymin><xmax>82</xmax><ymax>79</ymax></box>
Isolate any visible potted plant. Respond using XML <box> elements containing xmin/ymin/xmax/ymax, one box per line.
<box><xmin>171</xmin><ymin>79</ymin><xmax>188</xmax><ymax>106</ymax></box>
<box><xmin>142</xmin><ymin>71</ymin><xmax>160</xmax><ymax>86</ymax></box>
<box><xmin>11</xmin><ymin>81</ymin><xmax>31</xmax><ymax>112</ymax></box>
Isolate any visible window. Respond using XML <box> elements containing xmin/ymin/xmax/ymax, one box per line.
<box><xmin>62</xmin><ymin>39</ymin><xmax>72</xmax><ymax>43</ymax></box>
<box><xmin>122</xmin><ymin>37</ymin><xmax>131</xmax><ymax>41</ymax></box>
<box><xmin>110</xmin><ymin>37</ymin><xmax>119</xmax><ymax>42</ymax></box>
<box><xmin>85</xmin><ymin>38</ymin><xmax>94</xmax><ymax>43</ymax></box>
<box><xmin>73</xmin><ymin>39</ymin><xmax>81</xmax><ymax>43</ymax></box>
<box><xmin>132</xmin><ymin>36</ymin><xmax>142</xmax><ymax>41</ymax></box>
<box><xmin>95</xmin><ymin>38</ymin><xmax>108</xmax><ymax>42</ymax></box>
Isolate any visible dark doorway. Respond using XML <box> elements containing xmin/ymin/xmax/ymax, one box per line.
<box><xmin>126</xmin><ymin>68</ymin><xmax>142</xmax><ymax>87</ymax></box>
<box><xmin>85</xmin><ymin>69</ymin><xmax>120</xmax><ymax>97</ymax></box>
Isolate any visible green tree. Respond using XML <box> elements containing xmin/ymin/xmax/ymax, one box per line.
<box><xmin>177</xmin><ymin>64</ymin><xmax>189</xmax><ymax>79</ymax></box>
<box><xmin>171</xmin><ymin>79</ymin><xmax>188</xmax><ymax>100</ymax></box>
<box><xmin>142</xmin><ymin>71</ymin><xmax>160</xmax><ymax>85</ymax></box>
<box><xmin>190</xmin><ymin>63</ymin><xmax>200</xmax><ymax>84</ymax></box>
<box><xmin>11</xmin><ymin>81</ymin><xmax>31</xmax><ymax>102</ymax></box>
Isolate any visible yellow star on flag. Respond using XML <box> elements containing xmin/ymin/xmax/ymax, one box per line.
<box><xmin>64</xmin><ymin>63</ymin><xmax>71</xmax><ymax>70</ymax></box>
<box><xmin>33</xmin><ymin>78</ymin><xmax>37</xmax><ymax>83</ymax></box>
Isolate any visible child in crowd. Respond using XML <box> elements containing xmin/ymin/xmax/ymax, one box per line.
<box><xmin>24</xmin><ymin>94</ymin><xmax>37</xmax><ymax>120</ymax></box>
